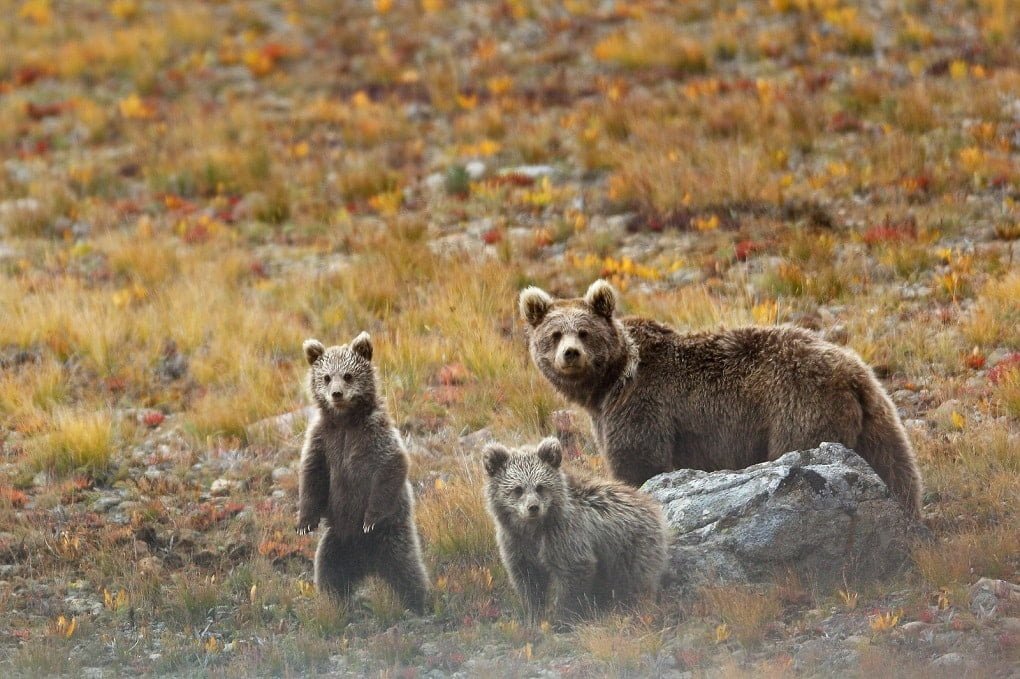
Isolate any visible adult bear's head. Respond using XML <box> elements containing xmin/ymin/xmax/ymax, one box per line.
<box><xmin>518</xmin><ymin>280</ymin><xmax>637</xmax><ymax>405</ymax></box>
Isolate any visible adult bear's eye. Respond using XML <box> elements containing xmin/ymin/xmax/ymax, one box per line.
<box><xmin>577</xmin><ymin>330</ymin><xmax>589</xmax><ymax>340</ymax></box>
<box><xmin>323</xmin><ymin>375</ymin><xmax>331</xmax><ymax>384</ymax></box>
<box><xmin>551</xmin><ymin>331</ymin><xmax>562</xmax><ymax>342</ymax></box>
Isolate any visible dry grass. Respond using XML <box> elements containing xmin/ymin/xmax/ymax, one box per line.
<box><xmin>0</xmin><ymin>0</ymin><xmax>1017</xmax><ymax>675</ymax></box>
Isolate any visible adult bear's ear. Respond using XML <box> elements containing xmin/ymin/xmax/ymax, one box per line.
<box><xmin>482</xmin><ymin>444</ymin><xmax>511</xmax><ymax>476</ymax></box>
<box><xmin>303</xmin><ymin>339</ymin><xmax>325</xmax><ymax>365</ymax></box>
<box><xmin>519</xmin><ymin>286</ymin><xmax>553</xmax><ymax>327</ymax></box>
<box><xmin>584</xmin><ymin>279</ymin><xmax>617</xmax><ymax>319</ymax></box>
<box><xmin>536</xmin><ymin>437</ymin><xmax>562</xmax><ymax>469</ymax></box>
<box><xmin>350</xmin><ymin>332</ymin><xmax>373</xmax><ymax>362</ymax></box>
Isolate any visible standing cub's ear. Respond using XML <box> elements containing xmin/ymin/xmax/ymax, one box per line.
<box><xmin>350</xmin><ymin>331</ymin><xmax>373</xmax><ymax>362</ymax></box>
<box><xmin>519</xmin><ymin>286</ymin><xmax>554</xmax><ymax>327</ymax></box>
<box><xmin>303</xmin><ymin>339</ymin><xmax>325</xmax><ymax>365</ymax></box>
<box><xmin>536</xmin><ymin>437</ymin><xmax>562</xmax><ymax>468</ymax></box>
<box><xmin>483</xmin><ymin>444</ymin><xmax>511</xmax><ymax>477</ymax></box>
<box><xmin>584</xmin><ymin>279</ymin><xmax>617</xmax><ymax>319</ymax></box>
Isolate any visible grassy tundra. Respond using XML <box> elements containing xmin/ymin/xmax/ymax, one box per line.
<box><xmin>1</xmin><ymin>0</ymin><xmax>1018</xmax><ymax>676</ymax></box>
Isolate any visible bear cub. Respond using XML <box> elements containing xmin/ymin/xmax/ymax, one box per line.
<box><xmin>519</xmin><ymin>280</ymin><xmax>923</xmax><ymax>513</ymax></box>
<box><xmin>297</xmin><ymin>332</ymin><xmax>429</xmax><ymax>613</ymax></box>
<box><xmin>483</xmin><ymin>437</ymin><xmax>667</xmax><ymax>626</ymax></box>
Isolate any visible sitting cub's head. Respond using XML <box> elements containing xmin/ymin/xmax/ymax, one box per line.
<box><xmin>518</xmin><ymin>280</ymin><xmax>631</xmax><ymax>395</ymax></box>
<box><xmin>303</xmin><ymin>332</ymin><xmax>376</xmax><ymax>413</ymax></box>
<box><xmin>483</xmin><ymin>438</ymin><xmax>567</xmax><ymax>525</ymax></box>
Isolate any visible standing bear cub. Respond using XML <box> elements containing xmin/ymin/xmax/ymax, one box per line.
<box><xmin>483</xmin><ymin>437</ymin><xmax>667</xmax><ymax>626</ymax></box>
<box><xmin>519</xmin><ymin>281</ymin><xmax>923</xmax><ymax>514</ymax></box>
<box><xmin>297</xmin><ymin>332</ymin><xmax>430</xmax><ymax>613</ymax></box>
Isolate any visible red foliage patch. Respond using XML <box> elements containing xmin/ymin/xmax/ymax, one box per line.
<box><xmin>734</xmin><ymin>239</ymin><xmax>766</xmax><ymax>262</ymax></box>
<box><xmin>0</xmin><ymin>486</ymin><xmax>28</xmax><ymax>508</ymax></box>
<box><xmin>989</xmin><ymin>353</ymin><xmax>1020</xmax><ymax>385</ymax></box>
<box><xmin>190</xmin><ymin>501</ymin><xmax>245</xmax><ymax>530</ymax></box>
<box><xmin>438</xmin><ymin>363</ymin><xmax>470</xmax><ymax>386</ymax></box>
<box><xmin>862</xmin><ymin>215</ymin><xmax>918</xmax><ymax>246</ymax></box>
<box><xmin>142</xmin><ymin>411</ymin><xmax>165</xmax><ymax>428</ymax></box>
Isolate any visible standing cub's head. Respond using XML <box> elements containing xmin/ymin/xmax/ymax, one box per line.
<box><xmin>483</xmin><ymin>438</ymin><xmax>567</xmax><ymax>526</ymax></box>
<box><xmin>519</xmin><ymin>280</ymin><xmax>635</xmax><ymax>399</ymax></box>
<box><xmin>303</xmin><ymin>332</ymin><xmax>377</xmax><ymax>413</ymax></box>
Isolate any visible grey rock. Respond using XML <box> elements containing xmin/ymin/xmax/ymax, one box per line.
<box><xmin>271</xmin><ymin>466</ymin><xmax>295</xmax><ymax>483</ymax></box>
<box><xmin>643</xmin><ymin>443</ymin><xmax>927</xmax><ymax>593</ymax></box>
<box><xmin>932</xmin><ymin>652</ymin><xmax>965</xmax><ymax>668</ymax></box>
<box><xmin>969</xmin><ymin>577</ymin><xmax>1020</xmax><ymax>619</ymax></box>
<box><xmin>498</xmin><ymin>164</ymin><xmax>556</xmax><ymax>179</ymax></box>
<box><xmin>459</xmin><ymin>427</ymin><xmax>494</xmax><ymax>452</ymax></box>
<box><xmin>92</xmin><ymin>495</ymin><xmax>122</xmax><ymax>513</ymax></box>
<box><xmin>246</xmin><ymin>407</ymin><xmax>314</xmax><ymax>442</ymax></box>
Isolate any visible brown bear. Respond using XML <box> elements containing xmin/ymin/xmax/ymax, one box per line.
<box><xmin>297</xmin><ymin>332</ymin><xmax>430</xmax><ymax>613</ymax></box>
<box><xmin>519</xmin><ymin>280</ymin><xmax>923</xmax><ymax>514</ymax></box>
<box><xmin>483</xmin><ymin>437</ymin><xmax>667</xmax><ymax>626</ymax></box>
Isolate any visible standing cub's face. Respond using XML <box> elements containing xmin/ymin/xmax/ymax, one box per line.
<box><xmin>483</xmin><ymin>438</ymin><xmax>567</xmax><ymax>524</ymax></box>
<box><xmin>303</xmin><ymin>332</ymin><xmax>376</xmax><ymax>412</ymax></box>
<box><xmin>519</xmin><ymin>280</ymin><xmax>623</xmax><ymax>384</ymax></box>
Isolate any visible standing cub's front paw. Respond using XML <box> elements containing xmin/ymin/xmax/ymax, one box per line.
<box><xmin>296</xmin><ymin>516</ymin><xmax>318</xmax><ymax>534</ymax></box>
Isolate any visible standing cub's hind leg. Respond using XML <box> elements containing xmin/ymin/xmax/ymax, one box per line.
<box><xmin>371</xmin><ymin>525</ymin><xmax>430</xmax><ymax>614</ymax></box>
<box><xmin>314</xmin><ymin>527</ymin><xmax>370</xmax><ymax>603</ymax></box>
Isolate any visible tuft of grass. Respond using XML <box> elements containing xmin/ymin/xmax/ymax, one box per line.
<box><xmin>26</xmin><ymin>409</ymin><xmax>114</xmax><ymax>475</ymax></box>
<box><xmin>416</xmin><ymin>477</ymin><xmax>496</xmax><ymax>565</ymax></box>
<box><xmin>699</xmin><ymin>585</ymin><xmax>783</xmax><ymax>646</ymax></box>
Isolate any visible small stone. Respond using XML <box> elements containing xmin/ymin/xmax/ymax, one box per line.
<box><xmin>498</xmin><ymin>164</ymin><xmax>556</xmax><ymax>179</ymax></box>
<box><xmin>271</xmin><ymin>466</ymin><xmax>295</xmax><ymax>483</ymax></box>
<box><xmin>210</xmin><ymin>478</ymin><xmax>238</xmax><ymax>496</ymax></box>
<box><xmin>92</xmin><ymin>495</ymin><xmax>122</xmax><ymax>513</ymax></box>
<box><xmin>465</xmin><ymin>160</ymin><xmax>486</xmax><ymax>179</ymax></box>
<box><xmin>932</xmin><ymin>652</ymin><xmax>964</xmax><ymax>667</ymax></box>
<box><xmin>900</xmin><ymin>621</ymin><xmax>931</xmax><ymax>635</ymax></box>
<box><xmin>459</xmin><ymin>428</ymin><xmax>494</xmax><ymax>452</ymax></box>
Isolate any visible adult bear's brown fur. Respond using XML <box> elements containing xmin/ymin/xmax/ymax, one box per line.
<box><xmin>519</xmin><ymin>280</ymin><xmax>923</xmax><ymax>514</ymax></box>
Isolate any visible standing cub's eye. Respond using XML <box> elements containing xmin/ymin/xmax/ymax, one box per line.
<box><xmin>323</xmin><ymin>375</ymin><xmax>331</xmax><ymax>384</ymax></box>
<box><xmin>343</xmin><ymin>373</ymin><xmax>353</xmax><ymax>382</ymax></box>
<box><xmin>535</xmin><ymin>484</ymin><xmax>545</xmax><ymax>494</ymax></box>
<box><xmin>551</xmin><ymin>331</ymin><xmax>562</xmax><ymax>342</ymax></box>
<box><xmin>511</xmin><ymin>486</ymin><xmax>524</xmax><ymax>498</ymax></box>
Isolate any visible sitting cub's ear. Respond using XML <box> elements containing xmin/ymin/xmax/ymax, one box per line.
<box><xmin>536</xmin><ymin>437</ymin><xmax>562</xmax><ymax>469</ymax></box>
<box><xmin>350</xmin><ymin>332</ymin><xmax>373</xmax><ymax>362</ymax></box>
<box><xmin>482</xmin><ymin>444</ymin><xmax>511</xmax><ymax>477</ymax></box>
<box><xmin>584</xmin><ymin>279</ymin><xmax>617</xmax><ymax>319</ymax></box>
<box><xmin>303</xmin><ymin>339</ymin><xmax>325</xmax><ymax>365</ymax></box>
<box><xmin>519</xmin><ymin>286</ymin><xmax>554</xmax><ymax>327</ymax></box>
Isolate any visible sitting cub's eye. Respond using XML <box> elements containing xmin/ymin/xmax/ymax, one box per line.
<box><xmin>535</xmin><ymin>484</ymin><xmax>545</xmax><ymax>494</ymax></box>
<box><xmin>343</xmin><ymin>373</ymin><xmax>353</xmax><ymax>382</ymax></box>
<box><xmin>551</xmin><ymin>331</ymin><xmax>562</xmax><ymax>342</ymax></box>
<box><xmin>322</xmin><ymin>375</ymin><xmax>331</xmax><ymax>384</ymax></box>
<box><xmin>577</xmin><ymin>330</ymin><xmax>589</xmax><ymax>340</ymax></box>
<box><xmin>511</xmin><ymin>486</ymin><xmax>524</xmax><ymax>498</ymax></box>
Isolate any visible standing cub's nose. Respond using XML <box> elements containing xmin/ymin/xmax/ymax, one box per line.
<box><xmin>331</xmin><ymin>390</ymin><xmax>343</xmax><ymax>400</ymax></box>
<box><xmin>527</xmin><ymin>503</ymin><xmax>540</xmax><ymax>515</ymax></box>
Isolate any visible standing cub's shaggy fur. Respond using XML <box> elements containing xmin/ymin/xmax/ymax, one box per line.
<box><xmin>297</xmin><ymin>333</ymin><xmax>429</xmax><ymax>613</ymax></box>
<box><xmin>483</xmin><ymin>437</ymin><xmax>667</xmax><ymax>625</ymax></box>
<box><xmin>519</xmin><ymin>281</ymin><xmax>923</xmax><ymax>514</ymax></box>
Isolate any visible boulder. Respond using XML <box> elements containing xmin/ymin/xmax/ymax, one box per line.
<box><xmin>642</xmin><ymin>442</ymin><xmax>928</xmax><ymax>593</ymax></box>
